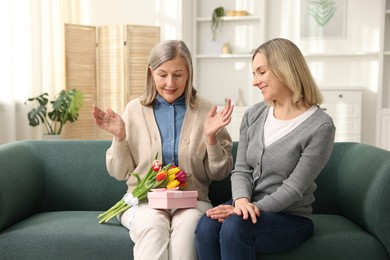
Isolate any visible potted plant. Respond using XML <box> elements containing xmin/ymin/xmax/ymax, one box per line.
<box><xmin>211</xmin><ymin>6</ymin><xmax>225</xmax><ymax>41</ymax></box>
<box><xmin>25</xmin><ymin>89</ymin><xmax>84</xmax><ymax>135</ymax></box>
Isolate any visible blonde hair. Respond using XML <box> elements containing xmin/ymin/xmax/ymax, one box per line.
<box><xmin>252</xmin><ymin>38</ymin><xmax>323</xmax><ymax>107</ymax></box>
<box><xmin>141</xmin><ymin>40</ymin><xmax>197</xmax><ymax>108</ymax></box>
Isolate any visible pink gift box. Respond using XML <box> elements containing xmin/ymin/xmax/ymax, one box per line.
<box><xmin>147</xmin><ymin>190</ymin><xmax>198</xmax><ymax>209</ymax></box>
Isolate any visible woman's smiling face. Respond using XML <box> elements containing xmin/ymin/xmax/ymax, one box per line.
<box><xmin>151</xmin><ymin>57</ymin><xmax>189</xmax><ymax>104</ymax></box>
<box><xmin>252</xmin><ymin>53</ymin><xmax>291</xmax><ymax>104</ymax></box>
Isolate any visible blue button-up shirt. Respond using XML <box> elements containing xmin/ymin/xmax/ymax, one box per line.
<box><xmin>154</xmin><ymin>95</ymin><xmax>186</xmax><ymax>166</ymax></box>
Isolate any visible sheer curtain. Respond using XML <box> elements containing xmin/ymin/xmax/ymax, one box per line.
<box><xmin>0</xmin><ymin>0</ymin><xmax>75</xmax><ymax>144</ymax></box>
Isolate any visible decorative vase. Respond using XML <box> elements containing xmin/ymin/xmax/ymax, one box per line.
<box><xmin>42</xmin><ymin>134</ymin><xmax>62</xmax><ymax>140</ymax></box>
<box><xmin>222</xmin><ymin>42</ymin><xmax>233</xmax><ymax>54</ymax></box>
<box><xmin>235</xmin><ymin>89</ymin><xmax>247</xmax><ymax>106</ymax></box>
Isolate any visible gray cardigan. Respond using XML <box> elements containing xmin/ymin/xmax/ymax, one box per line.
<box><xmin>231</xmin><ymin>102</ymin><xmax>336</xmax><ymax>218</ymax></box>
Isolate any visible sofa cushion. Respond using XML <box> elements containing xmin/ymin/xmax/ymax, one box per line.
<box><xmin>0</xmin><ymin>211</ymin><xmax>133</xmax><ymax>260</ymax></box>
<box><xmin>260</xmin><ymin>214</ymin><xmax>389</xmax><ymax>259</ymax></box>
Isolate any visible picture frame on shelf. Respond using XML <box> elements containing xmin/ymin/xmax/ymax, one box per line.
<box><xmin>300</xmin><ymin>0</ymin><xmax>347</xmax><ymax>39</ymax></box>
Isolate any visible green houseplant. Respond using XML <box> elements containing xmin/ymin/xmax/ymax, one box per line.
<box><xmin>211</xmin><ymin>6</ymin><xmax>225</xmax><ymax>41</ymax></box>
<box><xmin>25</xmin><ymin>89</ymin><xmax>84</xmax><ymax>135</ymax></box>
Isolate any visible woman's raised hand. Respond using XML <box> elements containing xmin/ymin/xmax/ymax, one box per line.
<box><xmin>203</xmin><ymin>98</ymin><xmax>234</xmax><ymax>145</ymax></box>
<box><xmin>92</xmin><ymin>105</ymin><xmax>126</xmax><ymax>142</ymax></box>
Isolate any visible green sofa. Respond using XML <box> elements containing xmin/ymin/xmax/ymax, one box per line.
<box><xmin>0</xmin><ymin>140</ymin><xmax>389</xmax><ymax>259</ymax></box>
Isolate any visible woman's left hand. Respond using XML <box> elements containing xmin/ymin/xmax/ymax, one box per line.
<box><xmin>204</xmin><ymin>98</ymin><xmax>234</xmax><ymax>145</ymax></box>
<box><xmin>233</xmin><ymin>198</ymin><xmax>260</xmax><ymax>224</ymax></box>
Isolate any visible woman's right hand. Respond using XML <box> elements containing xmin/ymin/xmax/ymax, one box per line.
<box><xmin>92</xmin><ymin>105</ymin><xmax>126</xmax><ymax>142</ymax></box>
<box><xmin>206</xmin><ymin>204</ymin><xmax>235</xmax><ymax>223</ymax></box>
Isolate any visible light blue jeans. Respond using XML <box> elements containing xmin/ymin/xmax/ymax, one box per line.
<box><xmin>195</xmin><ymin>201</ymin><xmax>313</xmax><ymax>260</ymax></box>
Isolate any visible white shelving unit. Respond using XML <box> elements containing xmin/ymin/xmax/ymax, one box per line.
<box><xmin>192</xmin><ymin>0</ymin><xmax>267</xmax><ymax>107</ymax></box>
<box><xmin>321</xmin><ymin>89</ymin><xmax>362</xmax><ymax>143</ymax></box>
<box><xmin>377</xmin><ymin>0</ymin><xmax>390</xmax><ymax>150</ymax></box>
<box><xmin>217</xmin><ymin>105</ymin><xmax>249</xmax><ymax>141</ymax></box>
<box><xmin>192</xmin><ymin>0</ymin><xmax>266</xmax><ymax>141</ymax></box>
<box><xmin>191</xmin><ymin>1</ymin><xmax>365</xmax><ymax>143</ymax></box>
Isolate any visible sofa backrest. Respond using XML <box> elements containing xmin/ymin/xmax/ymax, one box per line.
<box><xmin>313</xmin><ymin>142</ymin><xmax>390</xmax><ymax>215</ymax></box>
<box><xmin>30</xmin><ymin>140</ymin><xmax>127</xmax><ymax>212</ymax></box>
<box><xmin>208</xmin><ymin>142</ymin><xmax>238</xmax><ymax>206</ymax></box>
<box><xmin>2</xmin><ymin>139</ymin><xmax>389</xmax><ymax>250</ymax></box>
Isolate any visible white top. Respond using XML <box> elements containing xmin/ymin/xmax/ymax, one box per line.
<box><xmin>264</xmin><ymin>106</ymin><xmax>318</xmax><ymax>147</ymax></box>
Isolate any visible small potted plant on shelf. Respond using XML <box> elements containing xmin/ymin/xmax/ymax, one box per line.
<box><xmin>25</xmin><ymin>89</ymin><xmax>84</xmax><ymax>136</ymax></box>
<box><xmin>211</xmin><ymin>6</ymin><xmax>225</xmax><ymax>41</ymax></box>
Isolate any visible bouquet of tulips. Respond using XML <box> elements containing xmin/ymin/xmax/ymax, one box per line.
<box><xmin>97</xmin><ymin>158</ymin><xmax>187</xmax><ymax>224</ymax></box>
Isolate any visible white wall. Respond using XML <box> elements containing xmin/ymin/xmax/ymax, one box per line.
<box><xmin>266</xmin><ymin>0</ymin><xmax>381</xmax><ymax>52</ymax></box>
<box><xmin>265</xmin><ymin>0</ymin><xmax>381</xmax><ymax>146</ymax></box>
<box><xmin>77</xmin><ymin>0</ymin><xmax>191</xmax><ymax>45</ymax></box>
<box><xmin>77</xmin><ymin>0</ymin><xmax>382</xmax><ymax>146</ymax></box>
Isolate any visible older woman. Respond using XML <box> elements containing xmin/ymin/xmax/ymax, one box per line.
<box><xmin>93</xmin><ymin>40</ymin><xmax>234</xmax><ymax>260</ymax></box>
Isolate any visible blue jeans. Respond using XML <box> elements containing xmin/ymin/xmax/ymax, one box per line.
<box><xmin>195</xmin><ymin>201</ymin><xmax>314</xmax><ymax>260</ymax></box>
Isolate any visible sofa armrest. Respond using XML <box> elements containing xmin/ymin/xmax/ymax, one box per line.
<box><xmin>336</xmin><ymin>143</ymin><xmax>390</xmax><ymax>254</ymax></box>
<box><xmin>0</xmin><ymin>141</ymin><xmax>44</xmax><ymax>231</ymax></box>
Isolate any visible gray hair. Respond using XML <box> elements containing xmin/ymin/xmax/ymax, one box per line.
<box><xmin>141</xmin><ymin>40</ymin><xmax>197</xmax><ymax>107</ymax></box>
